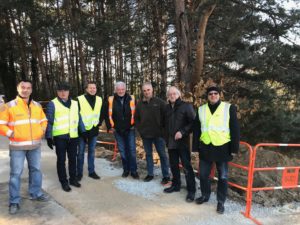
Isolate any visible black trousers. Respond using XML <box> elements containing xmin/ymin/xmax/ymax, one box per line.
<box><xmin>199</xmin><ymin>159</ymin><xmax>229</xmax><ymax>204</ymax></box>
<box><xmin>54</xmin><ymin>137</ymin><xmax>78</xmax><ymax>184</ymax></box>
<box><xmin>168</xmin><ymin>148</ymin><xmax>196</xmax><ymax>193</ymax></box>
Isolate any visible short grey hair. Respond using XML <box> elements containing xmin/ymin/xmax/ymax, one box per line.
<box><xmin>166</xmin><ymin>86</ymin><xmax>181</xmax><ymax>98</ymax></box>
<box><xmin>114</xmin><ymin>81</ymin><xmax>126</xmax><ymax>91</ymax></box>
<box><xmin>142</xmin><ymin>82</ymin><xmax>153</xmax><ymax>89</ymax></box>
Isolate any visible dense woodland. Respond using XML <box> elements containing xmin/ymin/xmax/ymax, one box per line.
<box><xmin>0</xmin><ymin>0</ymin><xmax>299</xmax><ymax>144</ymax></box>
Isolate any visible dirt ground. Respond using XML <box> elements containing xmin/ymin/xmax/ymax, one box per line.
<box><xmin>0</xmin><ymin>136</ymin><xmax>300</xmax><ymax>225</ymax></box>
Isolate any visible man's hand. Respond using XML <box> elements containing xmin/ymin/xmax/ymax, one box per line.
<box><xmin>231</xmin><ymin>153</ymin><xmax>237</xmax><ymax>157</ymax></box>
<box><xmin>47</xmin><ymin>138</ymin><xmax>54</xmax><ymax>150</ymax></box>
<box><xmin>174</xmin><ymin>131</ymin><xmax>182</xmax><ymax>140</ymax></box>
<box><xmin>80</xmin><ymin>132</ymin><xmax>88</xmax><ymax>143</ymax></box>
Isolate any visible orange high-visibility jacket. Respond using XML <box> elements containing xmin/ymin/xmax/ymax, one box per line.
<box><xmin>0</xmin><ymin>96</ymin><xmax>48</xmax><ymax>150</ymax></box>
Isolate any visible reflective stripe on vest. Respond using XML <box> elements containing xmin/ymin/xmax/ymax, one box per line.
<box><xmin>108</xmin><ymin>95</ymin><xmax>135</xmax><ymax>128</ymax></box>
<box><xmin>198</xmin><ymin>102</ymin><xmax>231</xmax><ymax>146</ymax></box>
<box><xmin>52</xmin><ymin>98</ymin><xmax>79</xmax><ymax>138</ymax></box>
<box><xmin>0</xmin><ymin>120</ymin><xmax>7</xmax><ymax>125</ymax></box>
<box><xmin>7</xmin><ymin>119</ymin><xmax>41</xmax><ymax>126</ymax></box>
<box><xmin>78</xmin><ymin>95</ymin><xmax>102</xmax><ymax>131</ymax></box>
<box><xmin>10</xmin><ymin>140</ymin><xmax>42</xmax><ymax>146</ymax></box>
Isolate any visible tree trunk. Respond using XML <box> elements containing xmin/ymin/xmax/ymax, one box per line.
<box><xmin>9</xmin><ymin>10</ymin><xmax>29</xmax><ymax>79</ymax></box>
<box><xmin>174</xmin><ymin>0</ymin><xmax>192</xmax><ymax>92</ymax></box>
<box><xmin>151</xmin><ymin>0</ymin><xmax>168</xmax><ymax>98</ymax></box>
<box><xmin>191</xmin><ymin>4</ymin><xmax>216</xmax><ymax>91</ymax></box>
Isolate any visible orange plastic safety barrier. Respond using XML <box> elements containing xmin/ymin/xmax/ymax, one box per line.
<box><xmin>205</xmin><ymin>142</ymin><xmax>300</xmax><ymax>225</ymax></box>
<box><xmin>207</xmin><ymin>142</ymin><xmax>300</xmax><ymax>225</ymax></box>
<box><xmin>244</xmin><ymin>143</ymin><xmax>300</xmax><ymax>225</ymax></box>
<box><xmin>97</xmin><ymin>129</ymin><xmax>118</xmax><ymax>161</ymax></box>
<box><xmin>199</xmin><ymin>141</ymin><xmax>254</xmax><ymax>220</ymax></box>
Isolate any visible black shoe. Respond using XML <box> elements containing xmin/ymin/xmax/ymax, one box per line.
<box><xmin>217</xmin><ymin>202</ymin><xmax>225</xmax><ymax>214</ymax></box>
<box><xmin>143</xmin><ymin>175</ymin><xmax>154</xmax><ymax>182</ymax></box>
<box><xmin>9</xmin><ymin>203</ymin><xmax>20</xmax><ymax>215</ymax></box>
<box><xmin>89</xmin><ymin>172</ymin><xmax>101</xmax><ymax>180</ymax></box>
<box><xmin>186</xmin><ymin>192</ymin><xmax>195</xmax><ymax>203</ymax></box>
<box><xmin>77</xmin><ymin>174</ymin><xmax>82</xmax><ymax>181</ymax></box>
<box><xmin>163</xmin><ymin>186</ymin><xmax>180</xmax><ymax>193</ymax></box>
<box><xmin>122</xmin><ymin>171</ymin><xmax>129</xmax><ymax>178</ymax></box>
<box><xmin>69</xmin><ymin>180</ymin><xmax>81</xmax><ymax>188</ymax></box>
<box><xmin>195</xmin><ymin>196</ymin><xmax>209</xmax><ymax>204</ymax></box>
<box><xmin>131</xmin><ymin>172</ymin><xmax>139</xmax><ymax>179</ymax></box>
<box><xmin>62</xmin><ymin>183</ymin><xmax>72</xmax><ymax>192</ymax></box>
<box><xmin>161</xmin><ymin>177</ymin><xmax>171</xmax><ymax>185</ymax></box>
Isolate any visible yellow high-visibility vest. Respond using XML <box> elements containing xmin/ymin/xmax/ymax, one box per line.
<box><xmin>78</xmin><ymin>95</ymin><xmax>102</xmax><ymax>131</ymax></box>
<box><xmin>52</xmin><ymin>98</ymin><xmax>79</xmax><ymax>138</ymax></box>
<box><xmin>198</xmin><ymin>102</ymin><xmax>231</xmax><ymax>146</ymax></box>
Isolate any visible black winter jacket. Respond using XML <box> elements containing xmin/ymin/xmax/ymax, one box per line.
<box><xmin>164</xmin><ymin>98</ymin><xmax>195</xmax><ymax>149</ymax></box>
<box><xmin>192</xmin><ymin>100</ymin><xmax>240</xmax><ymax>162</ymax></box>
<box><xmin>135</xmin><ymin>97</ymin><xmax>166</xmax><ymax>138</ymax></box>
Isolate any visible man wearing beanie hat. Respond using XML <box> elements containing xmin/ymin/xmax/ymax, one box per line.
<box><xmin>45</xmin><ymin>82</ymin><xmax>85</xmax><ymax>192</ymax></box>
<box><xmin>193</xmin><ymin>85</ymin><xmax>240</xmax><ymax>214</ymax></box>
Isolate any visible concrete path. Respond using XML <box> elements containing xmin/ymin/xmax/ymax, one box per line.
<box><xmin>0</xmin><ymin>136</ymin><xmax>299</xmax><ymax>225</ymax></box>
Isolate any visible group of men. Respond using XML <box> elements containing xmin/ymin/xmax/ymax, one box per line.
<box><xmin>0</xmin><ymin>79</ymin><xmax>240</xmax><ymax>216</ymax></box>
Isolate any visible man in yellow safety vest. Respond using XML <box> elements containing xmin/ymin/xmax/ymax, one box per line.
<box><xmin>193</xmin><ymin>85</ymin><xmax>240</xmax><ymax>214</ymax></box>
<box><xmin>45</xmin><ymin>82</ymin><xmax>85</xmax><ymax>192</ymax></box>
<box><xmin>77</xmin><ymin>82</ymin><xmax>104</xmax><ymax>181</ymax></box>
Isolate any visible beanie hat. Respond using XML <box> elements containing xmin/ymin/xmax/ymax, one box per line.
<box><xmin>206</xmin><ymin>86</ymin><xmax>221</xmax><ymax>96</ymax></box>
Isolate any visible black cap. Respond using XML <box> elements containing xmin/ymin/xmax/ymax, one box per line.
<box><xmin>57</xmin><ymin>82</ymin><xmax>70</xmax><ymax>91</ymax></box>
<box><xmin>206</xmin><ymin>86</ymin><xmax>221</xmax><ymax>95</ymax></box>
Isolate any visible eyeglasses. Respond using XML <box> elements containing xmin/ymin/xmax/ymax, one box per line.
<box><xmin>208</xmin><ymin>92</ymin><xmax>219</xmax><ymax>96</ymax></box>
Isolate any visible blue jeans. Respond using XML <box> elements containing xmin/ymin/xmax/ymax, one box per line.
<box><xmin>142</xmin><ymin>137</ymin><xmax>169</xmax><ymax>177</ymax></box>
<box><xmin>9</xmin><ymin>147</ymin><xmax>44</xmax><ymax>204</ymax></box>
<box><xmin>77</xmin><ymin>136</ymin><xmax>97</xmax><ymax>176</ymax></box>
<box><xmin>114</xmin><ymin>129</ymin><xmax>137</xmax><ymax>173</ymax></box>
<box><xmin>199</xmin><ymin>159</ymin><xmax>228</xmax><ymax>203</ymax></box>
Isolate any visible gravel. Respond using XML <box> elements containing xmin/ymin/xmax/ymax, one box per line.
<box><xmin>97</xmin><ymin>157</ymin><xmax>300</xmax><ymax>225</ymax></box>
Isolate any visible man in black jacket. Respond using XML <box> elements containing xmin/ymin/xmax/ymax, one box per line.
<box><xmin>163</xmin><ymin>86</ymin><xmax>196</xmax><ymax>203</ymax></box>
<box><xmin>135</xmin><ymin>82</ymin><xmax>170</xmax><ymax>184</ymax></box>
<box><xmin>104</xmin><ymin>81</ymin><xmax>139</xmax><ymax>179</ymax></box>
<box><xmin>193</xmin><ymin>86</ymin><xmax>240</xmax><ymax>214</ymax></box>
<box><xmin>77</xmin><ymin>82</ymin><xmax>105</xmax><ymax>181</ymax></box>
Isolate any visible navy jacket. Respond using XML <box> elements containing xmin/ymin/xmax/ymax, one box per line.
<box><xmin>45</xmin><ymin>97</ymin><xmax>85</xmax><ymax>139</ymax></box>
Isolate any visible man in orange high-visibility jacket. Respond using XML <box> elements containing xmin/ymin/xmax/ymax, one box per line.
<box><xmin>0</xmin><ymin>80</ymin><xmax>48</xmax><ymax>215</ymax></box>
<box><xmin>103</xmin><ymin>81</ymin><xmax>139</xmax><ymax>179</ymax></box>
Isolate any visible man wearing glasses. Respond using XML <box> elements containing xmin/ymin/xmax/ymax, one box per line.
<box><xmin>193</xmin><ymin>86</ymin><xmax>240</xmax><ymax>214</ymax></box>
